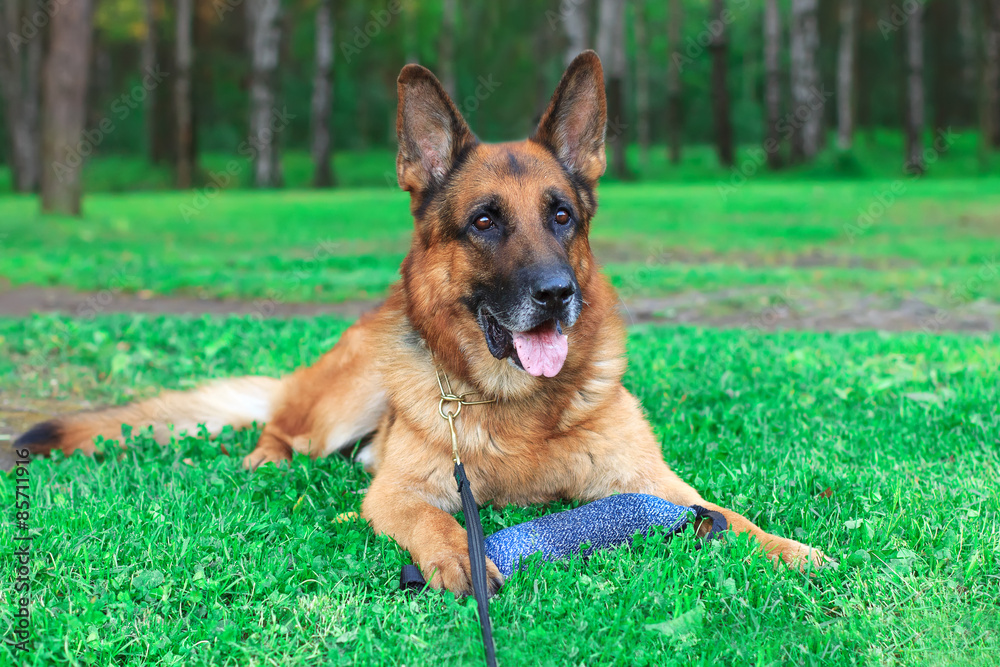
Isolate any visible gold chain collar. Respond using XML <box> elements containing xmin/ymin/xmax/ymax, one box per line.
<box><xmin>434</xmin><ymin>367</ymin><xmax>495</xmax><ymax>465</ymax></box>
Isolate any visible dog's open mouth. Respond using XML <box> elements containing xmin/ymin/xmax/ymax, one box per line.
<box><xmin>479</xmin><ymin>310</ymin><xmax>568</xmax><ymax>378</ymax></box>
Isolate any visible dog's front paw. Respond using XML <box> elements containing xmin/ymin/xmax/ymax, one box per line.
<box><xmin>770</xmin><ymin>538</ymin><xmax>833</xmax><ymax>571</ymax></box>
<box><xmin>422</xmin><ymin>549</ymin><xmax>504</xmax><ymax>598</ymax></box>
<box><xmin>241</xmin><ymin>449</ymin><xmax>291</xmax><ymax>470</ymax></box>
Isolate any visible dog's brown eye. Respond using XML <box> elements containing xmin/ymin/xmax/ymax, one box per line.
<box><xmin>473</xmin><ymin>214</ymin><xmax>495</xmax><ymax>231</ymax></box>
<box><xmin>554</xmin><ymin>208</ymin><xmax>571</xmax><ymax>225</ymax></box>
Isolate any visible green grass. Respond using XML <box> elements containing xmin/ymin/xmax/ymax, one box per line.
<box><xmin>1</xmin><ymin>314</ymin><xmax>998</xmax><ymax>665</ymax></box>
<box><xmin>2</xmin><ymin>143</ymin><xmax>999</xmax><ymax>663</ymax></box>
<box><xmin>2</xmin><ymin>178</ymin><xmax>1000</xmax><ymax>305</ymax></box>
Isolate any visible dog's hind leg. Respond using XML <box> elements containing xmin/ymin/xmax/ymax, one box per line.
<box><xmin>242</xmin><ymin>309</ymin><xmax>389</xmax><ymax>469</ymax></box>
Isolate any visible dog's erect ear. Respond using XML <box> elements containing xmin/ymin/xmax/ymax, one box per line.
<box><xmin>532</xmin><ymin>50</ymin><xmax>607</xmax><ymax>185</ymax></box>
<box><xmin>396</xmin><ymin>64</ymin><xmax>476</xmax><ymax>194</ymax></box>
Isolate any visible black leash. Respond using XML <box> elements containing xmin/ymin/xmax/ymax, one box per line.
<box><xmin>397</xmin><ymin>465</ymin><xmax>499</xmax><ymax>666</ymax></box>
<box><xmin>399</xmin><ymin>368</ymin><xmax>497</xmax><ymax>666</ymax></box>
<box><xmin>456</xmin><ymin>461</ymin><xmax>498</xmax><ymax>667</ymax></box>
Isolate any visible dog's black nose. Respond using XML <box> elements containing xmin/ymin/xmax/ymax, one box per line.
<box><xmin>530</xmin><ymin>270</ymin><xmax>576</xmax><ymax>309</ymax></box>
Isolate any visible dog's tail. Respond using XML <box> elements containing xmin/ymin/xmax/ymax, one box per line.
<box><xmin>15</xmin><ymin>376</ymin><xmax>283</xmax><ymax>457</ymax></box>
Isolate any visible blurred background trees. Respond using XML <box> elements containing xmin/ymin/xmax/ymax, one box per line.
<box><xmin>1</xmin><ymin>0</ymin><xmax>999</xmax><ymax>215</ymax></box>
<box><xmin>39</xmin><ymin>0</ymin><xmax>95</xmax><ymax>214</ymax></box>
<box><xmin>0</xmin><ymin>0</ymin><xmax>43</xmax><ymax>193</ymax></box>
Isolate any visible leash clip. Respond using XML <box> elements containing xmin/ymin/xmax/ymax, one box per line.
<box><xmin>435</xmin><ymin>367</ymin><xmax>495</xmax><ymax>465</ymax></box>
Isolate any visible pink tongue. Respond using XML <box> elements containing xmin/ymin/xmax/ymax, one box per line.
<box><xmin>512</xmin><ymin>322</ymin><xmax>568</xmax><ymax>378</ymax></box>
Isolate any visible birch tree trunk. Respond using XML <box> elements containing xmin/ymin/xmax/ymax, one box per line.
<box><xmin>837</xmin><ymin>0</ymin><xmax>857</xmax><ymax>151</ymax></box>
<box><xmin>634</xmin><ymin>1</ymin><xmax>650</xmax><ymax>168</ymax></box>
<box><xmin>764</xmin><ymin>0</ymin><xmax>782</xmax><ymax>168</ymax></box>
<box><xmin>438</xmin><ymin>0</ymin><xmax>456</xmax><ymax>98</ymax></box>
<box><xmin>667</xmin><ymin>0</ymin><xmax>682</xmax><ymax>164</ymax></box>
<box><xmin>40</xmin><ymin>0</ymin><xmax>94</xmax><ymax>215</ymax></box>
<box><xmin>311</xmin><ymin>0</ymin><xmax>335</xmax><ymax>188</ymax></box>
<box><xmin>597</xmin><ymin>0</ymin><xmax>627</xmax><ymax>178</ymax></box>
<box><xmin>709</xmin><ymin>0</ymin><xmax>733</xmax><ymax>167</ymax></box>
<box><xmin>790</xmin><ymin>0</ymin><xmax>821</xmax><ymax>162</ymax></box>
<box><xmin>563</xmin><ymin>0</ymin><xmax>590</xmax><ymax>66</ymax></box>
<box><xmin>0</xmin><ymin>0</ymin><xmax>43</xmax><ymax>193</ymax></box>
<box><xmin>175</xmin><ymin>0</ymin><xmax>194</xmax><ymax>188</ymax></box>
<box><xmin>905</xmin><ymin>0</ymin><xmax>925</xmax><ymax>174</ymax></box>
<box><xmin>248</xmin><ymin>0</ymin><xmax>283</xmax><ymax>188</ymax></box>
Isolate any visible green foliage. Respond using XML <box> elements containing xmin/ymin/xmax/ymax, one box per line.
<box><xmin>2</xmin><ymin>0</ymin><xmax>992</xmax><ymax>173</ymax></box>
<box><xmin>1</xmin><ymin>314</ymin><xmax>998</xmax><ymax>665</ymax></box>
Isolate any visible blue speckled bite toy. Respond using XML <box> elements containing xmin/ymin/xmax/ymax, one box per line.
<box><xmin>483</xmin><ymin>493</ymin><xmax>726</xmax><ymax>578</ymax></box>
<box><xmin>398</xmin><ymin>493</ymin><xmax>728</xmax><ymax>590</ymax></box>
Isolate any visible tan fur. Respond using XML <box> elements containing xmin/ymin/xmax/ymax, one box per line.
<box><xmin>20</xmin><ymin>52</ymin><xmax>826</xmax><ymax>595</ymax></box>
<box><xmin>28</xmin><ymin>375</ymin><xmax>281</xmax><ymax>456</ymax></box>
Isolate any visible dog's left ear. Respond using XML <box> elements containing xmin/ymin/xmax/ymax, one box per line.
<box><xmin>396</xmin><ymin>64</ymin><xmax>476</xmax><ymax>194</ymax></box>
<box><xmin>532</xmin><ymin>50</ymin><xmax>607</xmax><ymax>185</ymax></box>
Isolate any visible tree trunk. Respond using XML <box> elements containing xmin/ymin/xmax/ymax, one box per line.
<box><xmin>905</xmin><ymin>0</ymin><xmax>925</xmax><ymax>174</ymax></box>
<box><xmin>40</xmin><ymin>0</ymin><xmax>94</xmax><ymax>215</ymax></box>
<box><xmin>175</xmin><ymin>0</ymin><xmax>194</xmax><ymax>188</ymax></box>
<box><xmin>311</xmin><ymin>0</ymin><xmax>335</xmax><ymax>188</ymax></box>
<box><xmin>0</xmin><ymin>0</ymin><xmax>43</xmax><ymax>193</ymax></box>
<box><xmin>597</xmin><ymin>0</ymin><xmax>627</xmax><ymax>178</ymax></box>
<box><xmin>667</xmin><ymin>0</ymin><xmax>682</xmax><ymax>164</ymax></box>
<box><xmin>837</xmin><ymin>0</ymin><xmax>857</xmax><ymax>151</ymax></box>
<box><xmin>438</xmin><ymin>0</ymin><xmax>456</xmax><ymax>98</ymax></box>
<box><xmin>764</xmin><ymin>0</ymin><xmax>782</xmax><ymax>169</ymax></box>
<box><xmin>142</xmin><ymin>0</ymin><xmax>159</xmax><ymax>163</ymax></box>
<box><xmin>151</xmin><ymin>30</ymin><xmax>173</xmax><ymax>165</ymax></box>
<box><xmin>634</xmin><ymin>1</ymin><xmax>650</xmax><ymax>168</ymax></box>
<box><xmin>248</xmin><ymin>0</ymin><xmax>283</xmax><ymax>188</ymax></box>
<box><xmin>563</xmin><ymin>0</ymin><xmax>590</xmax><ymax>66</ymax></box>
<box><xmin>790</xmin><ymin>0</ymin><xmax>821</xmax><ymax>162</ymax></box>
<box><xmin>984</xmin><ymin>1</ymin><xmax>1000</xmax><ymax>153</ymax></box>
<box><xmin>958</xmin><ymin>0</ymin><xmax>977</xmax><ymax>124</ymax></box>
<box><xmin>709</xmin><ymin>0</ymin><xmax>733</xmax><ymax>167</ymax></box>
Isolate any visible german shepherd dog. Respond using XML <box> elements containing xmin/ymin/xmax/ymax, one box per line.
<box><xmin>18</xmin><ymin>52</ymin><xmax>828</xmax><ymax>595</ymax></box>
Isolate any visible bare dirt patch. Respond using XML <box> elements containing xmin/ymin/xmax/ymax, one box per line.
<box><xmin>622</xmin><ymin>290</ymin><xmax>999</xmax><ymax>333</ymax></box>
<box><xmin>0</xmin><ymin>286</ymin><xmax>375</xmax><ymax>319</ymax></box>
<box><xmin>2</xmin><ymin>285</ymin><xmax>996</xmax><ymax>333</ymax></box>
<box><xmin>589</xmin><ymin>239</ymin><xmax>918</xmax><ymax>270</ymax></box>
